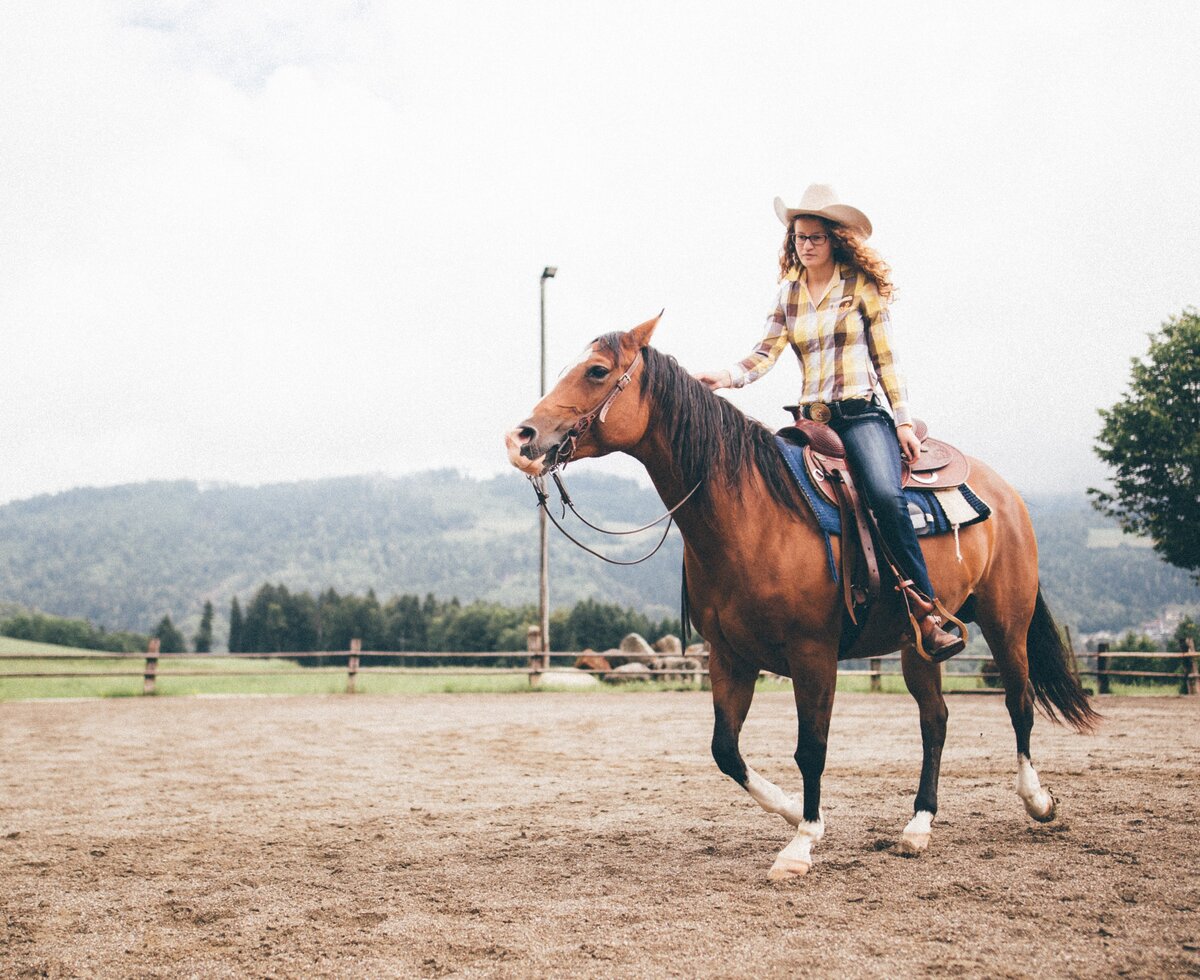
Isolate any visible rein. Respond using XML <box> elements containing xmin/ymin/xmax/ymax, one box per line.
<box><xmin>526</xmin><ymin>346</ymin><xmax>701</xmax><ymax>566</ymax></box>
<box><xmin>531</xmin><ymin>475</ymin><xmax>697</xmax><ymax>566</ymax></box>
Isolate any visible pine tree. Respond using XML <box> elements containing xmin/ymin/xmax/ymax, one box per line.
<box><xmin>193</xmin><ymin>601</ymin><xmax>214</xmax><ymax>653</ymax></box>
<box><xmin>153</xmin><ymin>615</ymin><xmax>187</xmax><ymax>654</ymax></box>
<box><xmin>228</xmin><ymin>596</ymin><xmax>244</xmax><ymax>653</ymax></box>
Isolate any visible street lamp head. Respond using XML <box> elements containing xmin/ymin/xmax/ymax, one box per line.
<box><xmin>541</xmin><ymin>266</ymin><xmax>558</xmax><ymax>279</ymax></box>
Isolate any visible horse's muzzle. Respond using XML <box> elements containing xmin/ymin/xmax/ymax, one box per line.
<box><xmin>505</xmin><ymin>425</ymin><xmax>550</xmax><ymax>476</ymax></box>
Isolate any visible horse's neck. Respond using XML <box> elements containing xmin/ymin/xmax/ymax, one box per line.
<box><xmin>632</xmin><ymin>423</ymin><xmax>817</xmax><ymax>560</ymax></box>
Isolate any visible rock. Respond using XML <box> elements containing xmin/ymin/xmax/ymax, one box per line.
<box><xmin>605</xmin><ymin>662</ymin><xmax>652</xmax><ymax>683</ymax></box>
<box><xmin>618</xmin><ymin>633</ymin><xmax>655</xmax><ymax>656</ymax></box>
<box><xmin>649</xmin><ymin>656</ymin><xmax>703</xmax><ymax>683</ymax></box>
<box><xmin>652</xmin><ymin>635</ymin><xmax>683</xmax><ymax>655</ymax></box>
<box><xmin>574</xmin><ymin>654</ymin><xmax>612</xmax><ymax>672</ymax></box>
<box><xmin>536</xmin><ymin>668</ymin><xmax>601</xmax><ymax>690</ymax></box>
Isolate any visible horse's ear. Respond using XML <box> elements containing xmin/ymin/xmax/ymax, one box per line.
<box><xmin>625</xmin><ymin>310</ymin><xmax>662</xmax><ymax>350</ymax></box>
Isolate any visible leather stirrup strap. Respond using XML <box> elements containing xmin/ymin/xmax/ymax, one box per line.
<box><xmin>827</xmin><ymin>468</ymin><xmax>858</xmax><ymax>623</ymax></box>
<box><xmin>826</xmin><ymin>461</ymin><xmax>881</xmax><ymax>623</ymax></box>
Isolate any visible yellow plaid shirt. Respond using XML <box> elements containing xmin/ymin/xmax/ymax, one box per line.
<box><xmin>729</xmin><ymin>264</ymin><xmax>912</xmax><ymax>427</ymax></box>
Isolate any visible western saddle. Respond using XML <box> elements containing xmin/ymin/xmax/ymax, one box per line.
<box><xmin>777</xmin><ymin>410</ymin><xmax>971</xmax><ymax>662</ymax></box>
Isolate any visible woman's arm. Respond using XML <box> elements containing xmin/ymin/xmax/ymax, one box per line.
<box><xmin>861</xmin><ymin>286</ymin><xmax>912</xmax><ymax>427</ymax></box>
<box><xmin>694</xmin><ymin>288</ymin><xmax>791</xmax><ymax>391</ymax></box>
<box><xmin>862</xmin><ymin>284</ymin><xmax>920</xmax><ymax>462</ymax></box>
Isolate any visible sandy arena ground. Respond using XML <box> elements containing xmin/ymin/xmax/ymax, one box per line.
<box><xmin>1</xmin><ymin>690</ymin><xmax>1198</xmax><ymax>978</ymax></box>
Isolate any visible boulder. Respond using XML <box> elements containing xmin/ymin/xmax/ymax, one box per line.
<box><xmin>649</xmin><ymin>656</ymin><xmax>703</xmax><ymax>683</ymax></box>
<box><xmin>536</xmin><ymin>668</ymin><xmax>601</xmax><ymax>690</ymax></box>
<box><xmin>606</xmin><ymin>633</ymin><xmax>657</xmax><ymax>668</ymax></box>
<box><xmin>618</xmin><ymin>633</ymin><xmax>655</xmax><ymax>656</ymax></box>
<box><xmin>652</xmin><ymin>635</ymin><xmax>683</xmax><ymax>656</ymax></box>
<box><xmin>605</xmin><ymin>662</ymin><xmax>652</xmax><ymax>684</ymax></box>
<box><xmin>574</xmin><ymin>653</ymin><xmax>612</xmax><ymax>673</ymax></box>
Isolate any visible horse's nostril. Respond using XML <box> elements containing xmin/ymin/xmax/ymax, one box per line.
<box><xmin>518</xmin><ymin>425</ymin><xmax>537</xmax><ymax>444</ymax></box>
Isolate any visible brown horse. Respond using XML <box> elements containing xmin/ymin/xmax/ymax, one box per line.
<box><xmin>505</xmin><ymin>316</ymin><xmax>1098</xmax><ymax>880</ymax></box>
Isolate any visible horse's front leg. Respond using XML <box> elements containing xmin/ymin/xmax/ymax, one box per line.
<box><xmin>768</xmin><ymin>648</ymin><xmax>837</xmax><ymax>880</ymax></box>
<box><xmin>898</xmin><ymin>643</ymin><xmax>949</xmax><ymax>853</ymax></box>
<box><xmin>709</xmin><ymin>648</ymin><xmax>805</xmax><ymax>828</ymax></box>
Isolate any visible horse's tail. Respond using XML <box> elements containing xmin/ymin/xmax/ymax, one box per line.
<box><xmin>1027</xmin><ymin>587</ymin><xmax>1101</xmax><ymax>734</ymax></box>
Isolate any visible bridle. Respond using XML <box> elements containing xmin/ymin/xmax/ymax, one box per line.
<box><xmin>535</xmin><ymin>350</ymin><xmax>643</xmax><ymax>473</ymax></box>
<box><xmin>525</xmin><ymin>346</ymin><xmax>701</xmax><ymax>566</ymax></box>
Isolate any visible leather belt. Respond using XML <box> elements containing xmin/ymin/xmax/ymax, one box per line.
<box><xmin>798</xmin><ymin>397</ymin><xmax>876</xmax><ymax>424</ymax></box>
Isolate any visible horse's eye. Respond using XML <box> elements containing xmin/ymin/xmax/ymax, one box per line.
<box><xmin>585</xmin><ymin>365</ymin><xmax>610</xmax><ymax>381</ymax></box>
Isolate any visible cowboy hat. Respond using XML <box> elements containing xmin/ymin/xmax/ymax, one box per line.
<box><xmin>773</xmin><ymin>183</ymin><xmax>872</xmax><ymax>240</ymax></box>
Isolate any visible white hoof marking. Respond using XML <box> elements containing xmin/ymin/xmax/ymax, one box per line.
<box><xmin>745</xmin><ymin>767</ymin><xmax>804</xmax><ymax>827</ymax></box>
<box><xmin>1016</xmin><ymin>755</ymin><xmax>1056</xmax><ymax>822</ymax></box>
<box><xmin>899</xmin><ymin>810</ymin><xmax>933</xmax><ymax>854</ymax></box>
<box><xmin>768</xmin><ymin>817</ymin><xmax>824</xmax><ymax>880</ymax></box>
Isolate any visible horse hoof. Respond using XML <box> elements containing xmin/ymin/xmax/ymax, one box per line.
<box><xmin>1027</xmin><ymin>792</ymin><xmax>1057</xmax><ymax>823</ymax></box>
<box><xmin>898</xmin><ymin>831</ymin><xmax>930</xmax><ymax>854</ymax></box>
<box><xmin>767</xmin><ymin>857</ymin><xmax>811</xmax><ymax>880</ymax></box>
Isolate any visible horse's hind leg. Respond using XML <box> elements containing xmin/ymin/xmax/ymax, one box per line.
<box><xmin>897</xmin><ymin>644</ymin><xmax>948</xmax><ymax>853</ymax></box>
<box><xmin>976</xmin><ymin>604</ymin><xmax>1057</xmax><ymax>823</ymax></box>
<box><xmin>709</xmin><ymin>648</ymin><xmax>804</xmax><ymax>828</ymax></box>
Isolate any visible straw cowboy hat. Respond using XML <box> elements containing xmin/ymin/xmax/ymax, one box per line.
<box><xmin>773</xmin><ymin>183</ymin><xmax>873</xmax><ymax>240</ymax></box>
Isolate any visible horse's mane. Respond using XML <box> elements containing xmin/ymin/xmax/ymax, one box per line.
<box><xmin>596</xmin><ymin>333</ymin><xmax>798</xmax><ymax>512</ymax></box>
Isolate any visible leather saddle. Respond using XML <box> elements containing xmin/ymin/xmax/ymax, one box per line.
<box><xmin>779</xmin><ymin>414</ymin><xmax>970</xmax><ymax>505</ymax></box>
<box><xmin>776</xmin><ymin>412</ymin><xmax>971</xmax><ymax>626</ymax></box>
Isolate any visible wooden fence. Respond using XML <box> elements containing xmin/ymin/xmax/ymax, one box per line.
<box><xmin>1</xmin><ymin>637</ymin><xmax>1195</xmax><ymax>696</ymax></box>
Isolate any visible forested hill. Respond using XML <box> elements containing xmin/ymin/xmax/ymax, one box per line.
<box><xmin>0</xmin><ymin>472</ymin><xmax>1195</xmax><ymax>644</ymax></box>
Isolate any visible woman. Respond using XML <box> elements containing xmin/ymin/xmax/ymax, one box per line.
<box><xmin>694</xmin><ymin>183</ymin><xmax>964</xmax><ymax>660</ymax></box>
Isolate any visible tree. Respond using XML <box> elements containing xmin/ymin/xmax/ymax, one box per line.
<box><xmin>193</xmin><ymin>601</ymin><xmax>214</xmax><ymax>653</ymax></box>
<box><xmin>1090</xmin><ymin>309</ymin><xmax>1200</xmax><ymax>579</ymax></box>
<box><xmin>228</xmin><ymin>596</ymin><xmax>244</xmax><ymax>653</ymax></box>
<box><xmin>154</xmin><ymin>615</ymin><xmax>187</xmax><ymax>654</ymax></box>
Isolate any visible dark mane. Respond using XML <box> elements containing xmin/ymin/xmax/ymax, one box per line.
<box><xmin>596</xmin><ymin>333</ymin><xmax>798</xmax><ymax>512</ymax></box>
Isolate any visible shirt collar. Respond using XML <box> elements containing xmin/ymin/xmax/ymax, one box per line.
<box><xmin>793</xmin><ymin>263</ymin><xmax>848</xmax><ymax>305</ymax></box>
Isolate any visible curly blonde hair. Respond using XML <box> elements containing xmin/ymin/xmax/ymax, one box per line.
<box><xmin>777</xmin><ymin>217</ymin><xmax>894</xmax><ymax>301</ymax></box>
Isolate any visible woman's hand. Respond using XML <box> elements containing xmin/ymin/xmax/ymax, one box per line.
<box><xmin>693</xmin><ymin>369</ymin><xmax>732</xmax><ymax>390</ymax></box>
<box><xmin>897</xmin><ymin>423</ymin><xmax>921</xmax><ymax>464</ymax></box>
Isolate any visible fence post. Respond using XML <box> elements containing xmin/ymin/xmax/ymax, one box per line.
<box><xmin>143</xmin><ymin>638</ymin><xmax>160</xmax><ymax>696</ymax></box>
<box><xmin>869</xmin><ymin>656</ymin><xmax>882</xmax><ymax>693</ymax></box>
<box><xmin>1181</xmin><ymin>637</ymin><xmax>1198</xmax><ymax>696</ymax></box>
<box><xmin>347</xmin><ymin>638</ymin><xmax>361</xmax><ymax>694</ymax></box>
<box><xmin>1096</xmin><ymin>641</ymin><xmax>1110</xmax><ymax>695</ymax></box>
<box><xmin>526</xmin><ymin>626</ymin><xmax>542</xmax><ymax>688</ymax></box>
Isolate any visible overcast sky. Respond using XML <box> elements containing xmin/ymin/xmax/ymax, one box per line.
<box><xmin>2</xmin><ymin>1</ymin><xmax>1197</xmax><ymax>505</ymax></box>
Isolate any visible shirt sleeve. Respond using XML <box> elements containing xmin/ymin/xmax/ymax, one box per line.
<box><xmin>728</xmin><ymin>287</ymin><xmax>791</xmax><ymax>388</ymax></box>
<box><xmin>862</xmin><ymin>284</ymin><xmax>913</xmax><ymax>427</ymax></box>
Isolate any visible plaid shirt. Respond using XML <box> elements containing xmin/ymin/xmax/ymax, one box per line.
<box><xmin>729</xmin><ymin>264</ymin><xmax>912</xmax><ymax>426</ymax></box>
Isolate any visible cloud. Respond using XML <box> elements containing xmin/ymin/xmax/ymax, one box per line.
<box><xmin>1</xmin><ymin>1</ymin><xmax>1198</xmax><ymax>503</ymax></box>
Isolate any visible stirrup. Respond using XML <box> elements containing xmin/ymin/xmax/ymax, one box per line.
<box><xmin>896</xmin><ymin>582</ymin><xmax>968</xmax><ymax>664</ymax></box>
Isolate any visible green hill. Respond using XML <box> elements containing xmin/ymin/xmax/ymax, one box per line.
<box><xmin>0</xmin><ymin>473</ymin><xmax>1195</xmax><ymax>645</ymax></box>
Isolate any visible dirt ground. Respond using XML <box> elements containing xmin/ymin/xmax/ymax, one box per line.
<box><xmin>1</xmin><ymin>691</ymin><xmax>1198</xmax><ymax>979</ymax></box>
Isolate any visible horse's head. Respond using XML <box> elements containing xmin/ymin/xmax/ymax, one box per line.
<box><xmin>505</xmin><ymin>315</ymin><xmax>660</xmax><ymax>476</ymax></box>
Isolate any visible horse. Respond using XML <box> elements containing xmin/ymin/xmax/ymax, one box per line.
<box><xmin>504</xmin><ymin>315</ymin><xmax>1098</xmax><ymax>880</ymax></box>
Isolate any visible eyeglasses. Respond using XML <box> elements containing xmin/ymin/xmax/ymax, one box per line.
<box><xmin>792</xmin><ymin>233</ymin><xmax>829</xmax><ymax>246</ymax></box>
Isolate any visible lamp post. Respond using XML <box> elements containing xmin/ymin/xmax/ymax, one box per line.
<box><xmin>538</xmin><ymin>266</ymin><xmax>557</xmax><ymax>668</ymax></box>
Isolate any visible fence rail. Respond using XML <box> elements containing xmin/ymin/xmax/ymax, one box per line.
<box><xmin>1</xmin><ymin>636</ymin><xmax>1195</xmax><ymax>696</ymax></box>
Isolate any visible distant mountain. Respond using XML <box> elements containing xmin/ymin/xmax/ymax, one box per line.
<box><xmin>0</xmin><ymin>472</ymin><xmax>1195</xmax><ymax>645</ymax></box>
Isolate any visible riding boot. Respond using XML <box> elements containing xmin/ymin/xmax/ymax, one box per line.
<box><xmin>898</xmin><ymin>581</ymin><xmax>966</xmax><ymax>662</ymax></box>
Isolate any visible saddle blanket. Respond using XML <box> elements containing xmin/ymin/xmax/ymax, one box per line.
<box><xmin>774</xmin><ymin>435</ymin><xmax>991</xmax><ymax>581</ymax></box>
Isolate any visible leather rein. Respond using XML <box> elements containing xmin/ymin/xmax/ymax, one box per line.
<box><xmin>527</xmin><ymin>348</ymin><xmax>701</xmax><ymax>566</ymax></box>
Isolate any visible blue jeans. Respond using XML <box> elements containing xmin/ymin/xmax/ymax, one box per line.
<box><xmin>831</xmin><ymin>408</ymin><xmax>937</xmax><ymax>599</ymax></box>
